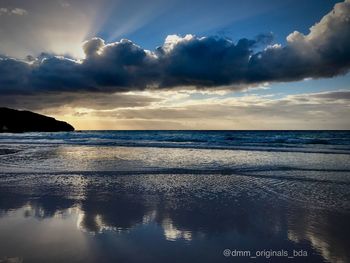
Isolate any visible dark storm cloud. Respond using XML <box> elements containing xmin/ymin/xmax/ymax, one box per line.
<box><xmin>0</xmin><ymin>0</ymin><xmax>349</xmax><ymax>98</ymax></box>
<box><xmin>0</xmin><ymin>58</ymin><xmax>31</xmax><ymax>94</ymax></box>
<box><xmin>157</xmin><ymin>36</ymin><xmax>257</xmax><ymax>87</ymax></box>
<box><xmin>0</xmin><ymin>92</ymin><xmax>159</xmax><ymax>110</ymax></box>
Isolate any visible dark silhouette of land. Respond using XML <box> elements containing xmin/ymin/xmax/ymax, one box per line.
<box><xmin>0</xmin><ymin>107</ymin><xmax>74</xmax><ymax>132</ymax></box>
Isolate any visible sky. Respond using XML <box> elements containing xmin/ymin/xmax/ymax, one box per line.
<box><xmin>0</xmin><ymin>0</ymin><xmax>349</xmax><ymax>130</ymax></box>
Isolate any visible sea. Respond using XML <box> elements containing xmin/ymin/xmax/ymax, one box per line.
<box><xmin>0</xmin><ymin>130</ymin><xmax>349</xmax><ymax>263</ymax></box>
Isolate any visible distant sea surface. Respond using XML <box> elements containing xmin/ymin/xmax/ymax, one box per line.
<box><xmin>0</xmin><ymin>131</ymin><xmax>349</xmax><ymax>263</ymax></box>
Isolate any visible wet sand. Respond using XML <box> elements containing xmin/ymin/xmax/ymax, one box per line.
<box><xmin>0</xmin><ymin>131</ymin><xmax>349</xmax><ymax>262</ymax></box>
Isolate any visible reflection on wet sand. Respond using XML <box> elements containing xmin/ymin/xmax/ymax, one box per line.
<box><xmin>0</xmin><ymin>171</ymin><xmax>349</xmax><ymax>263</ymax></box>
<box><xmin>287</xmin><ymin>208</ymin><xmax>350</xmax><ymax>263</ymax></box>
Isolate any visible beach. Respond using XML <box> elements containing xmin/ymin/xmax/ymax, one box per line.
<box><xmin>0</xmin><ymin>131</ymin><xmax>349</xmax><ymax>262</ymax></box>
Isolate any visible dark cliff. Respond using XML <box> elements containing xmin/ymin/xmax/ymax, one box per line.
<box><xmin>0</xmin><ymin>108</ymin><xmax>74</xmax><ymax>132</ymax></box>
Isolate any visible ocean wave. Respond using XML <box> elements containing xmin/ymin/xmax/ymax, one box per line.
<box><xmin>0</xmin><ymin>131</ymin><xmax>349</xmax><ymax>154</ymax></box>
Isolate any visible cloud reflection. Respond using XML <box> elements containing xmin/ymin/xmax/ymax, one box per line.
<box><xmin>0</xmin><ymin>170</ymin><xmax>349</xmax><ymax>263</ymax></box>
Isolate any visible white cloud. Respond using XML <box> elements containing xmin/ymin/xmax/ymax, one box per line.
<box><xmin>11</xmin><ymin>8</ymin><xmax>27</xmax><ymax>15</ymax></box>
<box><xmin>0</xmin><ymin>8</ymin><xmax>8</xmax><ymax>15</ymax></box>
<box><xmin>60</xmin><ymin>1</ymin><xmax>71</xmax><ymax>8</ymax></box>
<box><xmin>0</xmin><ymin>7</ymin><xmax>27</xmax><ymax>16</ymax></box>
<box><xmin>162</xmin><ymin>34</ymin><xmax>195</xmax><ymax>53</ymax></box>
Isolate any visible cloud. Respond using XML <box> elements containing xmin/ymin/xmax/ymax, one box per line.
<box><xmin>59</xmin><ymin>1</ymin><xmax>71</xmax><ymax>8</ymax></box>
<box><xmin>82</xmin><ymin>38</ymin><xmax>105</xmax><ymax>57</ymax></box>
<box><xmin>0</xmin><ymin>0</ymin><xmax>349</xmax><ymax>98</ymax></box>
<box><xmin>87</xmin><ymin>90</ymin><xmax>350</xmax><ymax>130</ymax></box>
<box><xmin>0</xmin><ymin>7</ymin><xmax>27</xmax><ymax>16</ymax></box>
<box><xmin>0</xmin><ymin>92</ymin><xmax>159</xmax><ymax>111</ymax></box>
<box><xmin>0</xmin><ymin>8</ymin><xmax>8</xmax><ymax>15</ymax></box>
<box><xmin>249</xmin><ymin>0</ymin><xmax>350</xmax><ymax>82</ymax></box>
<box><xmin>11</xmin><ymin>8</ymin><xmax>27</xmax><ymax>15</ymax></box>
<box><xmin>310</xmin><ymin>90</ymin><xmax>350</xmax><ymax>100</ymax></box>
